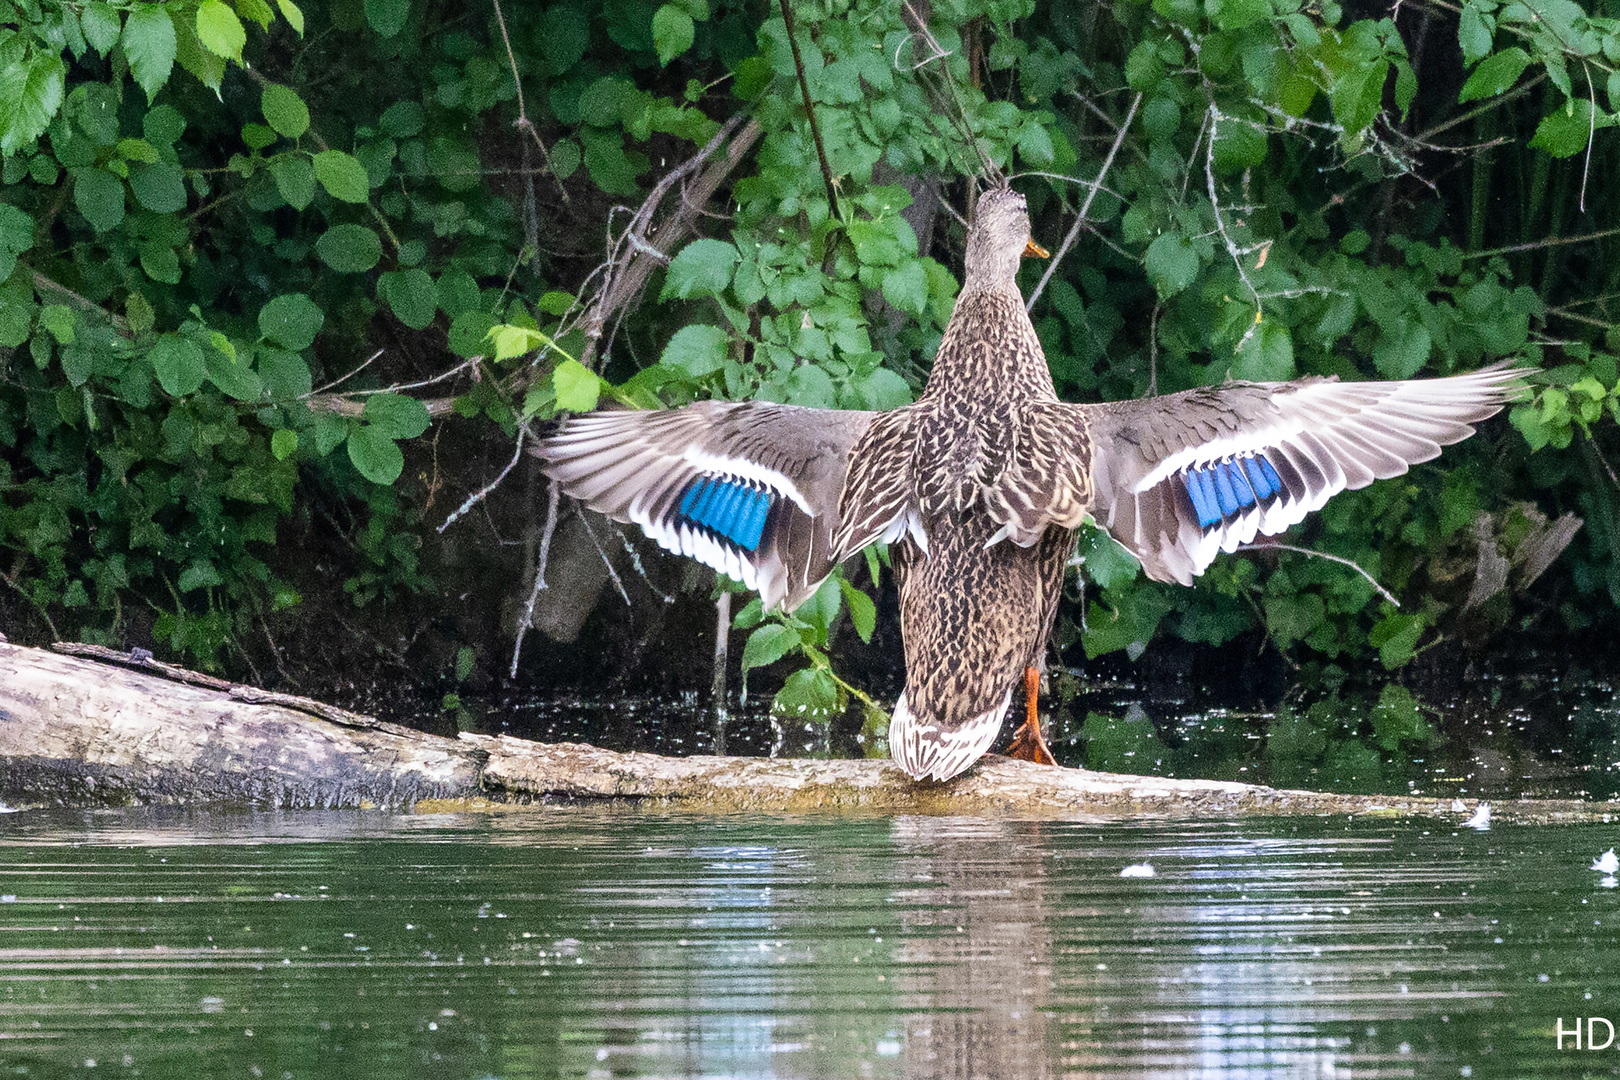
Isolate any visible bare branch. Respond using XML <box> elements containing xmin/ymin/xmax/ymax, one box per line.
<box><xmin>1243</xmin><ymin>542</ymin><xmax>1400</xmax><ymax>607</ymax></box>
<box><xmin>778</xmin><ymin>0</ymin><xmax>840</xmax><ymax>217</ymax></box>
<box><xmin>1027</xmin><ymin>92</ymin><xmax>1141</xmax><ymax>311</ymax></box>
<box><xmin>438</xmin><ymin>424</ymin><xmax>528</xmax><ymax>534</ymax></box>
<box><xmin>1464</xmin><ymin>226</ymin><xmax>1620</xmax><ymax>260</ymax></box>
<box><xmin>490</xmin><ymin>0</ymin><xmax>569</xmax><ymax>204</ymax></box>
<box><xmin>510</xmin><ymin>481</ymin><xmax>561</xmax><ymax>678</ymax></box>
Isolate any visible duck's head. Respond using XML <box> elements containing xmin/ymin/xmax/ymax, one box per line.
<box><xmin>963</xmin><ymin>186</ymin><xmax>1048</xmax><ymax>293</ymax></box>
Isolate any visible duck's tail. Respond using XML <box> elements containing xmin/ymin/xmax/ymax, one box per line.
<box><xmin>888</xmin><ymin>689</ymin><xmax>1009</xmax><ymax>782</ymax></box>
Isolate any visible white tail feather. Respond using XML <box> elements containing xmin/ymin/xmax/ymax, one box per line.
<box><xmin>889</xmin><ymin>690</ymin><xmax>1010</xmax><ymax>782</ymax></box>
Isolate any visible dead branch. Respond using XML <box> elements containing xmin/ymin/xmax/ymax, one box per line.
<box><xmin>1027</xmin><ymin>92</ymin><xmax>1142</xmax><ymax>311</ymax></box>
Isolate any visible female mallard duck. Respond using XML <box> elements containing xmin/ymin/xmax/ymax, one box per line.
<box><xmin>537</xmin><ymin>185</ymin><xmax>1522</xmax><ymax>782</ymax></box>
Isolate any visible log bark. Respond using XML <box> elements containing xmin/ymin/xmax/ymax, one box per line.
<box><xmin>0</xmin><ymin>642</ymin><xmax>1606</xmax><ymax>822</ymax></box>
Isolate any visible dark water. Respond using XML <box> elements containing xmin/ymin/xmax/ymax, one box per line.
<box><xmin>2</xmin><ymin>806</ymin><xmax>1620</xmax><ymax>1078</ymax></box>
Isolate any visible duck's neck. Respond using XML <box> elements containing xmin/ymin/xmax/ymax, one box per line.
<box><xmin>924</xmin><ymin>283</ymin><xmax>1056</xmax><ymax>402</ymax></box>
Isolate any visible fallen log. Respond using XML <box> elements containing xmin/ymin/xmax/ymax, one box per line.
<box><xmin>0</xmin><ymin>641</ymin><xmax>1607</xmax><ymax>822</ymax></box>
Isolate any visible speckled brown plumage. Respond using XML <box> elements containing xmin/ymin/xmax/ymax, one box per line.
<box><xmin>535</xmin><ymin>184</ymin><xmax>1527</xmax><ymax>783</ymax></box>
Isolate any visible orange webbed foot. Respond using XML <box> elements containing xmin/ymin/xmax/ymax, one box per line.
<box><xmin>1005</xmin><ymin>665</ymin><xmax>1057</xmax><ymax>766</ymax></box>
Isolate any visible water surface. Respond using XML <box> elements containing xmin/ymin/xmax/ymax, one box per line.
<box><xmin>1</xmin><ymin>806</ymin><xmax>1617</xmax><ymax>1078</ymax></box>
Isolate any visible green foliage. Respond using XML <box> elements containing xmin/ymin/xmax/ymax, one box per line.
<box><xmin>0</xmin><ymin>0</ymin><xmax>1607</xmax><ymax>694</ymax></box>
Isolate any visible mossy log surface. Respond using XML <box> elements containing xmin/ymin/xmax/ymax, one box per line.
<box><xmin>0</xmin><ymin>642</ymin><xmax>1608</xmax><ymax>823</ymax></box>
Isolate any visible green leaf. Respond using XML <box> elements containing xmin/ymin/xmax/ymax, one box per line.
<box><xmin>316</xmin><ymin>224</ymin><xmax>382</xmax><ymax>272</ymax></box>
<box><xmin>258</xmin><ymin>348</ymin><xmax>312</xmax><ymax>399</ymax></box>
<box><xmin>72</xmin><ymin>168</ymin><xmax>125</xmax><ymax>233</ymax></box>
<box><xmin>261</xmin><ymin>84</ymin><xmax>310</xmax><ymax>138</ymax></box>
<box><xmin>83</xmin><ymin>3</ymin><xmax>123</xmax><ymax>54</ymax></box>
<box><xmin>139</xmin><ymin>243</ymin><xmax>181</xmax><ymax>283</ymax></box>
<box><xmin>1208</xmin><ymin>0</ymin><xmax>1269</xmax><ymax>30</ymax></box>
<box><xmin>838</xmin><ymin>578</ymin><xmax>876</xmax><ymax>642</ymax></box>
<box><xmin>0</xmin><ymin>203</ymin><xmax>34</xmax><ymax>255</ymax></box>
<box><xmin>259</xmin><ymin>293</ymin><xmax>324</xmax><ymax>350</ymax></box>
<box><xmin>652</xmin><ymin>4</ymin><xmax>695</xmax><ymax>65</ymax></box>
<box><xmin>196</xmin><ymin>0</ymin><xmax>246</xmax><ymax>62</ymax></box>
<box><xmin>448</xmin><ymin>311</ymin><xmax>499</xmax><ymax>358</ymax></box>
<box><xmin>123</xmin><ymin>5</ymin><xmax>176</xmax><ymax>101</ymax></box>
<box><xmin>1458</xmin><ymin>2</ymin><xmax>1493</xmax><ymax>65</ymax></box>
<box><xmin>741</xmin><ymin>623</ymin><xmax>800</xmax><ymax>672</ymax></box>
<box><xmin>1233</xmin><ymin>320</ymin><xmax>1294</xmax><ymax>382</ymax></box>
<box><xmin>552</xmin><ymin>359</ymin><xmax>601</xmax><ymax>412</ymax></box>
<box><xmin>270</xmin><ymin>154</ymin><xmax>315</xmax><ymax>209</ymax></box>
<box><xmin>661</xmin><ymin>238</ymin><xmax>739</xmax><ymax>300</ymax></box>
<box><xmin>118</xmin><ymin>137</ymin><xmax>160</xmax><ymax>163</ymax></box>
<box><xmin>128</xmin><ymin>161</ymin><xmax>186</xmax><ymax>212</ymax></box>
<box><xmin>1530</xmin><ymin>98</ymin><xmax>1593</xmax><ymax>157</ymax></box>
<box><xmin>364</xmin><ymin>0</ymin><xmax>410</xmax><ymax>37</ymax></box>
<box><xmin>313</xmin><ymin>149</ymin><xmax>371</xmax><ymax>202</ymax></box>
<box><xmin>1144</xmin><ymin>232</ymin><xmax>1199</xmax><ymax>297</ymax></box>
<box><xmin>39</xmin><ymin>305</ymin><xmax>75</xmax><ymax>344</ymax></box>
<box><xmin>1370</xmin><ymin>611</ymin><xmax>1424</xmax><ymax>668</ymax></box>
<box><xmin>661</xmin><ymin>323</ymin><xmax>728</xmax><ymax>377</ymax></box>
<box><xmin>488</xmin><ymin>324</ymin><xmax>545</xmax><ymax>360</ymax></box>
<box><xmin>1329</xmin><ymin>60</ymin><xmax>1389</xmax><ymax>137</ymax></box>
<box><xmin>786</xmin><ymin>364</ymin><xmax>835</xmax><ymax>407</ymax></box>
<box><xmin>362</xmin><ymin>392</ymin><xmax>430</xmax><ymax>438</ymax></box>
<box><xmin>1372</xmin><ymin>317</ymin><xmax>1432</xmax><ymax>379</ymax></box>
<box><xmin>0</xmin><ymin>280</ymin><xmax>35</xmax><ymax>348</ymax></box>
<box><xmin>178</xmin><ymin>561</ymin><xmax>222</xmax><ymax>591</ymax></box>
<box><xmin>205</xmin><ymin>345</ymin><xmax>261</xmax><ymax>400</ymax></box>
<box><xmin>275</xmin><ymin>0</ymin><xmax>305</xmax><ymax>34</ymax></box>
<box><xmin>0</xmin><ymin>49</ymin><xmax>65</xmax><ymax>153</ymax></box>
<box><xmin>378</xmin><ymin>268</ymin><xmax>437</xmax><ymax>329</ymax></box>
<box><xmin>1077</xmin><ymin>525</ymin><xmax>1140</xmax><ymax>590</ymax></box>
<box><xmin>1017</xmin><ymin>121</ymin><xmax>1055</xmax><ymax>167</ymax></box>
<box><xmin>852</xmin><ymin>367</ymin><xmax>912</xmax><ymax>410</ymax></box>
<box><xmin>271</xmin><ymin>428</ymin><xmax>299</xmax><ymax>460</ymax></box>
<box><xmin>772</xmin><ymin>667</ymin><xmax>839</xmax><ymax>720</ymax></box>
<box><xmin>347</xmin><ymin>424</ymin><xmax>405</xmax><ymax>484</ymax></box>
<box><xmin>881</xmin><ymin>261</ymin><xmax>929</xmax><ymax>317</ymax></box>
<box><xmin>1459</xmin><ymin>47</ymin><xmax>1530</xmax><ymax>102</ymax></box>
<box><xmin>150</xmin><ymin>334</ymin><xmax>206</xmax><ymax>396</ymax></box>
<box><xmin>380</xmin><ymin>101</ymin><xmax>424</xmax><ymax>138</ymax></box>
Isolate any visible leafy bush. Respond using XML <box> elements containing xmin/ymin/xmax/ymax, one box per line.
<box><xmin>1</xmin><ymin>0</ymin><xmax>1616</xmax><ymax>706</ymax></box>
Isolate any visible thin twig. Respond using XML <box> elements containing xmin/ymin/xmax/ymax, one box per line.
<box><xmin>778</xmin><ymin>0</ymin><xmax>840</xmax><ymax>218</ymax></box>
<box><xmin>1205</xmin><ymin>104</ymin><xmax>1263</xmax><ymax>347</ymax></box>
<box><xmin>439</xmin><ymin>425</ymin><xmax>527</xmax><ymax>533</ymax></box>
<box><xmin>510</xmin><ymin>481</ymin><xmax>561</xmax><ymax>678</ymax></box>
<box><xmin>1464</xmin><ymin>226</ymin><xmax>1620</xmax><ymax>259</ymax></box>
<box><xmin>900</xmin><ymin>0</ymin><xmax>1001</xmax><ymax>180</ymax></box>
<box><xmin>489</xmin><ymin>0</ymin><xmax>568</xmax><ymax>204</ymax></box>
<box><xmin>1415</xmin><ymin>72</ymin><xmax>1546</xmax><ymax>141</ymax></box>
<box><xmin>1028</xmin><ymin>92</ymin><xmax>1141</xmax><ymax>311</ymax></box>
<box><xmin>1581</xmin><ymin>61</ymin><xmax>1596</xmax><ymax>214</ymax></box>
<box><xmin>307</xmin><ymin>349</ymin><xmax>383</xmax><ymax>396</ymax></box>
<box><xmin>340</xmin><ymin>358</ymin><xmax>480</xmax><ymax>398</ymax></box>
<box><xmin>1147</xmin><ymin>300</ymin><xmax>1161</xmax><ymax>395</ymax></box>
<box><xmin>1244</xmin><ymin>542</ymin><xmax>1400</xmax><ymax>607</ymax></box>
<box><xmin>577</xmin><ymin>509</ymin><xmax>631</xmax><ymax>606</ymax></box>
<box><xmin>0</xmin><ymin>568</ymin><xmax>59</xmax><ymax>640</ymax></box>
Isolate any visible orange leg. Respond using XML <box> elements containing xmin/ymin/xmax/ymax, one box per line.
<box><xmin>1005</xmin><ymin>665</ymin><xmax>1057</xmax><ymax>766</ymax></box>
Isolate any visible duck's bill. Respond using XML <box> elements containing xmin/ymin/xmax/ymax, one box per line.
<box><xmin>1023</xmin><ymin>239</ymin><xmax>1050</xmax><ymax>258</ymax></box>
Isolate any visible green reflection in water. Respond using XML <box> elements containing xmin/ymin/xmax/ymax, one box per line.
<box><xmin>0</xmin><ymin>807</ymin><xmax>1616</xmax><ymax>1079</ymax></box>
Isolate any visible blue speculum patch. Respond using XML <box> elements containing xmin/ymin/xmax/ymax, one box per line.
<box><xmin>1182</xmin><ymin>453</ymin><xmax>1284</xmax><ymax>528</ymax></box>
<box><xmin>676</xmin><ymin>476</ymin><xmax>773</xmax><ymax>551</ymax></box>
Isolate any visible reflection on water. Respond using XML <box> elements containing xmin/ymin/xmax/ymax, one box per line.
<box><xmin>0</xmin><ymin>806</ymin><xmax>1617</xmax><ymax>1078</ymax></box>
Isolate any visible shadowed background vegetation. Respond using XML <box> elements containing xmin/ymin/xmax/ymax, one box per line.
<box><xmin>2</xmin><ymin>0</ymin><xmax>1619</xmax><ymax>769</ymax></box>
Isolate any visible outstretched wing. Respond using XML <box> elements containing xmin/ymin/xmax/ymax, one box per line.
<box><xmin>1073</xmin><ymin>365</ymin><xmax>1526</xmax><ymax>584</ymax></box>
<box><xmin>535</xmin><ymin>400</ymin><xmax>895</xmax><ymax>611</ymax></box>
